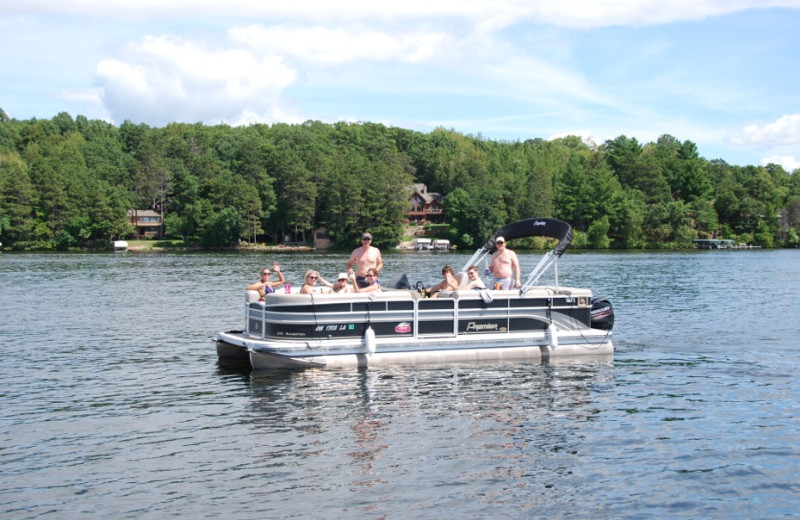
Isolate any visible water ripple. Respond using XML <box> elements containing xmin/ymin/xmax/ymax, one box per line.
<box><xmin>2</xmin><ymin>250</ymin><xmax>799</xmax><ymax>519</ymax></box>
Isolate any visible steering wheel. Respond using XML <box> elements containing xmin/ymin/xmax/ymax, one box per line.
<box><xmin>415</xmin><ymin>281</ymin><xmax>427</xmax><ymax>296</ymax></box>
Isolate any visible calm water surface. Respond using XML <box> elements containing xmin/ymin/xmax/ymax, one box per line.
<box><xmin>1</xmin><ymin>249</ymin><xmax>798</xmax><ymax>519</ymax></box>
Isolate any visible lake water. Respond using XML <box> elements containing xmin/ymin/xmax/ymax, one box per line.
<box><xmin>1</xmin><ymin>249</ymin><xmax>799</xmax><ymax>519</ymax></box>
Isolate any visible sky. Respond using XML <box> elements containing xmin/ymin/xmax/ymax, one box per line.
<box><xmin>2</xmin><ymin>0</ymin><xmax>799</xmax><ymax>171</ymax></box>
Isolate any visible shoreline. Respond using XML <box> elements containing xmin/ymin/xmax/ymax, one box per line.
<box><xmin>125</xmin><ymin>242</ymin><xmax>315</xmax><ymax>252</ymax></box>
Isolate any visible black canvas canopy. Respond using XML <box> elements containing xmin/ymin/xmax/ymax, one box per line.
<box><xmin>460</xmin><ymin>218</ymin><xmax>575</xmax><ymax>292</ymax></box>
<box><xmin>480</xmin><ymin>218</ymin><xmax>573</xmax><ymax>257</ymax></box>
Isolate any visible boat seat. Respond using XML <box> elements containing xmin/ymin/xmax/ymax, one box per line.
<box><xmin>455</xmin><ymin>271</ymin><xmax>470</xmax><ymax>289</ymax></box>
<box><xmin>246</xmin><ymin>290</ymin><xmax>261</xmax><ymax>303</ymax></box>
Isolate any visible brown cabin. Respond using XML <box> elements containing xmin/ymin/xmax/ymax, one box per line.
<box><xmin>128</xmin><ymin>210</ymin><xmax>162</xmax><ymax>238</ymax></box>
<box><xmin>407</xmin><ymin>184</ymin><xmax>444</xmax><ymax>224</ymax></box>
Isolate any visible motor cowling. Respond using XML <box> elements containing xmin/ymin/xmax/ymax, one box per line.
<box><xmin>590</xmin><ymin>297</ymin><xmax>614</xmax><ymax>331</ymax></box>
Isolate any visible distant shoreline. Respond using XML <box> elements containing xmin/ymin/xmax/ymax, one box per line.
<box><xmin>125</xmin><ymin>242</ymin><xmax>315</xmax><ymax>252</ymax></box>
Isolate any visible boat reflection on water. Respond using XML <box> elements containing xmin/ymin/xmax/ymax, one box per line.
<box><xmin>242</xmin><ymin>357</ymin><xmax>616</xmax><ymax>494</ymax></box>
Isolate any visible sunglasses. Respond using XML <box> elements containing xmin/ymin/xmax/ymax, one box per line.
<box><xmin>365</xmin><ymin>274</ymin><xmax>375</xmax><ymax>278</ymax></box>
<box><xmin>307</xmin><ymin>276</ymin><xmax>318</xmax><ymax>280</ymax></box>
<box><xmin>468</xmin><ymin>271</ymin><xmax>477</xmax><ymax>276</ymax></box>
<box><xmin>261</xmin><ymin>272</ymin><xmax>271</xmax><ymax>276</ymax></box>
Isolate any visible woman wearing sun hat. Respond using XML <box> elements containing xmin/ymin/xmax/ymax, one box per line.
<box><xmin>332</xmin><ymin>272</ymin><xmax>353</xmax><ymax>293</ymax></box>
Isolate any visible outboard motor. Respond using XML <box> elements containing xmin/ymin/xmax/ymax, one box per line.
<box><xmin>590</xmin><ymin>297</ymin><xmax>614</xmax><ymax>331</ymax></box>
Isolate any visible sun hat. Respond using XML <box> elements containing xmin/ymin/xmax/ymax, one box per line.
<box><xmin>362</xmin><ymin>232</ymin><xmax>372</xmax><ymax>240</ymax></box>
<box><xmin>337</xmin><ymin>272</ymin><xmax>349</xmax><ymax>281</ymax></box>
<box><xmin>496</xmin><ymin>236</ymin><xmax>505</xmax><ymax>243</ymax></box>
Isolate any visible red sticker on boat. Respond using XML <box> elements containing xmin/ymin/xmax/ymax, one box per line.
<box><xmin>395</xmin><ymin>322</ymin><xmax>412</xmax><ymax>334</ymax></box>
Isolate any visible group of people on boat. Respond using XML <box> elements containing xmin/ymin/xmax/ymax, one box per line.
<box><xmin>296</xmin><ymin>267</ymin><xmax>382</xmax><ymax>294</ymax></box>
<box><xmin>421</xmin><ymin>264</ymin><xmax>488</xmax><ymax>298</ymax></box>
<box><xmin>247</xmin><ymin>231</ymin><xmax>522</xmax><ymax>301</ymax></box>
<box><xmin>246</xmin><ymin>232</ymin><xmax>383</xmax><ymax>300</ymax></box>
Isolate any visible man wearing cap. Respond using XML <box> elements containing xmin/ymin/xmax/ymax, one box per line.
<box><xmin>347</xmin><ymin>233</ymin><xmax>383</xmax><ymax>288</ymax></box>
<box><xmin>488</xmin><ymin>236</ymin><xmax>521</xmax><ymax>290</ymax></box>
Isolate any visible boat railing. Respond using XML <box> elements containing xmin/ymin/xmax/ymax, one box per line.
<box><xmin>243</xmin><ymin>285</ymin><xmax>594</xmax><ymax>340</ymax></box>
<box><xmin>245</xmin><ymin>286</ymin><xmax>592</xmax><ymax>336</ymax></box>
<box><xmin>247</xmin><ymin>284</ymin><xmax>589</xmax><ymax>308</ymax></box>
<box><xmin>520</xmin><ymin>251</ymin><xmax>560</xmax><ymax>295</ymax></box>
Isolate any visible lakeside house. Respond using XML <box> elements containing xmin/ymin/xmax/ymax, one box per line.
<box><xmin>407</xmin><ymin>184</ymin><xmax>445</xmax><ymax>224</ymax></box>
<box><xmin>128</xmin><ymin>209</ymin><xmax>162</xmax><ymax>238</ymax></box>
<box><xmin>313</xmin><ymin>227</ymin><xmax>331</xmax><ymax>250</ymax></box>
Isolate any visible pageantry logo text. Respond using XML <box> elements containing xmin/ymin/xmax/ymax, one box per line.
<box><xmin>466</xmin><ymin>322</ymin><xmax>499</xmax><ymax>332</ymax></box>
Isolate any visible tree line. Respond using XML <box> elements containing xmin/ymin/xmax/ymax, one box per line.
<box><xmin>1</xmin><ymin>109</ymin><xmax>799</xmax><ymax>251</ymax></box>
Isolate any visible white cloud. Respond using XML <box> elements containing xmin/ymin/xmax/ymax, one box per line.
<box><xmin>5</xmin><ymin>0</ymin><xmax>800</xmax><ymax>28</ymax></box>
<box><xmin>727</xmin><ymin>113</ymin><xmax>800</xmax><ymax>148</ymax></box>
<box><xmin>483</xmin><ymin>55</ymin><xmax>606</xmax><ymax>105</ymax></box>
<box><xmin>56</xmin><ymin>88</ymin><xmax>103</xmax><ymax>104</ymax></box>
<box><xmin>513</xmin><ymin>0</ymin><xmax>800</xmax><ymax>28</ymax></box>
<box><xmin>95</xmin><ymin>36</ymin><xmax>296</xmax><ymax>125</ymax></box>
<box><xmin>229</xmin><ymin>25</ymin><xmax>448</xmax><ymax>66</ymax></box>
<box><xmin>548</xmin><ymin>129</ymin><xmax>604</xmax><ymax>148</ymax></box>
<box><xmin>226</xmin><ymin>107</ymin><xmax>306</xmax><ymax>127</ymax></box>
<box><xmin>761</xmin><ymin>155</ymin><xmax>800</xmax><ymax>171</ymax></box>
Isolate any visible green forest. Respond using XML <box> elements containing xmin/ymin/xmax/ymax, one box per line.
<box><xmin>1</xmin><ymin>108</ymin><xmax>799</xmax><ymax>251</ymax></box>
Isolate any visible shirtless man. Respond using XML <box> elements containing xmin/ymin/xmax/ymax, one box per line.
<box><xmin>425</xmin><ymin>265</ymin><xmax>459</xmax><ymax>298</ymax></box>
<box><xmin>463</xmin><ymin>265</ymin><xmax>486</xmax><ymax>289</ymax></box>
<box><xmin>347</xmin><ymin>232</ymin><xmax>383</xmax><ymax>288</ymax></box>
<box><xmin>488</xmin><ymin>236</ymin><xmax>521</xmax><ymax>289</ymax></box>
